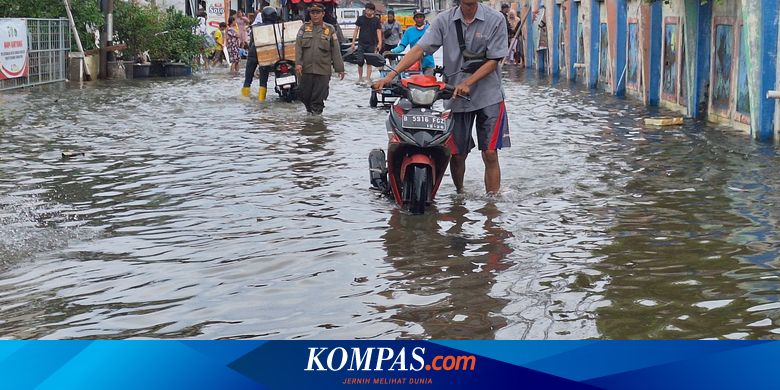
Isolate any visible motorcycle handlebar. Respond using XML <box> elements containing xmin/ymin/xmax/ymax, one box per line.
<box><xmin>444</xmin><ymin>84</ymin><xmax>471</xmax><ymax>101</ymax></box>
<box><xmin>377</xmin><ymin>80</ymin><xmax>470</xmax><ymax>102</ymax></box>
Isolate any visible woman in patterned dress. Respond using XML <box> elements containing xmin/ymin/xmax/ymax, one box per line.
<box><xmin>226</xmin><ymin>16</ymin><xmax>241</xmax><ymax>73</ymax></box>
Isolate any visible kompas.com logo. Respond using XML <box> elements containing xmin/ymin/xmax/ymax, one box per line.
<box><xmin>304</xmin><ymin>347</ymin><xmax>477</xmax><ymax>372</ymax></box>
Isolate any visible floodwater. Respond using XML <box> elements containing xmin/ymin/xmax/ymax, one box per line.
<box><xmin>1</xmin><ymin>65</ymin><xmax>780</xmax><ymax>340</ymax></box>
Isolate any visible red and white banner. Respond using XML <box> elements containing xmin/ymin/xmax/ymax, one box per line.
<box><xmin>0</xmin><ymin>19</ymin><xmax>28</xmax><ymax>80</ymax></box>
<box><xmin>206</xmin><ymin>0</ymin><xmax>230</xmax><ymax>36</ymax></box>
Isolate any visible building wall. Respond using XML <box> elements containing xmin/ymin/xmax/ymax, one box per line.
<box><xmin>625</xmin><ymin>0</ymin><xmax>642</xmax><ymax>100</ymax></box>
<box><xmin>776</xmin><ymin>6</ymin><xmax>780</xmax><ymax>136</ymax></box>
<box><xmin>579</xmin><ymin>0</ymin><xmax>593</xmax><ymax>83</ymax></box>
<box><xmin>707</xmin><ymin>0</ymin><xmax>746</xmax><ymax>128</ymax></box>
<box><xmin>657</xmin><ymin>1</ymin><xmax>686</xmax><ymax>114</ymax></box>
<box><xmin>523</xmin><ymin>0</ymin><xmax>777</xmax><ymax>141</ymax></box>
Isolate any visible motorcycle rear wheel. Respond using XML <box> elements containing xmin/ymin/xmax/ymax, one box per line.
<box><xmin>368</xmin><ymin>149</ymin><xmax>388</xmax><ymax>193</ymax></box>
<box><xmin>369</xmin><ymin>92</ymin><xmax>378</xmax><ymax>108</ymax></box>
<box><xmin>280</xmin><ymin>90</ymin><xmax>296</xmax><ymax>103</ymax></box>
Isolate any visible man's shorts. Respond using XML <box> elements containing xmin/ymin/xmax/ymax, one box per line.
<box><xmin>448</xmin><ymin>101</ymin><xmax>511</xmax><ymax>155</ymax></box>
<box><xmin>355</xmin><ymin>43</ymin><xmax>377</xmax><ymax>66</ymax></box>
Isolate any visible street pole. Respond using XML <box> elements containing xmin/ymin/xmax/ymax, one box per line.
<box><xmin>63</xmin><ymin>0</ymin><xmax>91</xmax><ymax>80</ymax></box>
<box><xmin>99</xmin><ymin>0</ymin><xmax>114</xmax><ymax>79</ymax></box>
<box><xmin>99</xmin><ymin>0</ymin><xmax>107</xmax><ymax>78</ymax></box>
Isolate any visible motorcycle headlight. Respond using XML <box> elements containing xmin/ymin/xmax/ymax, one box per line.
<box><xmin>408</xmin><ymin>86</ymin><xmax>438</xmax><ymax>106</ymax></box>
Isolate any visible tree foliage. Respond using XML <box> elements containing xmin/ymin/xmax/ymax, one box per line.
<box><xmin>113</xmin><ymin>2</ymin><xmax>203</xmax><ymax>64</ymax></box>
<box><xmin>113</xmin><ymin>0</ymin><xmax>158</xmax><ymax>58</ymax></box>
<box><xmin>148</xmin><ymin>7</ymin><xmax>203</xmax><ymax>64</ymax></box>
<box><xmin>0</xmin><ymin>0</ymin><xmax>104</xmax><ymax>51</ymax></box>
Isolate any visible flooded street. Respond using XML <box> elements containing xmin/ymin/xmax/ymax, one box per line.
<box><xmin>2</xmin><ymin>65</ymin><xmax>780</xmax><ymax>340</ymax></box>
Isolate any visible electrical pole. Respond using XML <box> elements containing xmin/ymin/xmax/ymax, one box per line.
<box><xmin>99</xmin><ymin>0</ymin><xmax>114</xmax><ymax>79</ymax></box>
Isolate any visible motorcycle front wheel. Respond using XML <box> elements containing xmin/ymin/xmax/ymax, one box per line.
<box><xmin>405</xmin><ymin>165</ymin><xmax>430</xmax><ymax>215</ymax></box>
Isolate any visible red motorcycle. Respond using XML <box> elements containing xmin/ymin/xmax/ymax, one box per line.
<box><xmin>366</xmin><ymin>54</ymin><xmax>482</xmax><ymax>214</ymax></box>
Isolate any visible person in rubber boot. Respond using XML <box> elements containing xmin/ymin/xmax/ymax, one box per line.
<box><xmin>294</xmin><ymin>3</ymin><xmax>346</xmax><ymax>115</ymax></box>
<box><xmin>241</xmin><ymin>6</ymin><xmax>280</xmax><ymax>101</ymax></box>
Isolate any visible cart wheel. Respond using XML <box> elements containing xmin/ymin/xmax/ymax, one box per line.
<box><xmin>369</xmin><ymin>92</ymin><xmax>378</xmax><ymax>108</ymax></box>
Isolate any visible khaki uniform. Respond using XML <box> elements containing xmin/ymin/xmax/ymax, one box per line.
<box><xmin>295</xmin><ymin>22</ymin><xmax>345</xmax><ymax>114</ymax></box>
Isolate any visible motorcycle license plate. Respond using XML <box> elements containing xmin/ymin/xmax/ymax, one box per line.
<box><xmin>402</xmin><ymin>114</ymin><xmax>446</xmax><ymax>131</ymax></box>
<box><xmin>276</xmin><ymin>75</ymin><xmax>296</xmax><ymax>86</ymax></box>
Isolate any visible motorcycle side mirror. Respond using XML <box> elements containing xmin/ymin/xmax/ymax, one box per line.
<box><xmin>363</xmin><ymin>53</ymin><xmax>386</xmax><ymax>68</ymax></box>
<box><xmin>461</xmin><ymin>59</ymin><xmax>486</xmax><ymax>74</ymax></box>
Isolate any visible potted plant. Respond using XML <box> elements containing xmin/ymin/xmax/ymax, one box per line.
<box><xmin>113</xmin><ymin>0</ymin><xmax>159</xmax><ymax>78</ymax></box>
<box><xmin>147</xmin><ymin>7</ymin><xmax>203</xmax><ymax>77</ymax></box>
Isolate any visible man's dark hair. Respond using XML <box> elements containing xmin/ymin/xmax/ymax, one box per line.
<box><xmin>387</xmin><ymin>10</ymin><xmax>394</xmax><ymax>15</ymax></box>
<box><xmin>364</xmin><ymin>2</ymin><xmax>376</xmax><ymax>10</ymax></box>
<box><xmin>219</xmin><ymin>22</ymin><xmax>227</xmax><ymax>28</ymax></box>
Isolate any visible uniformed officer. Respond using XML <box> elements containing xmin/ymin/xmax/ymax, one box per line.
<box><xmin>294</xmin><ymin>3</ymin><xmax>346</xmax><ymax>115</ymax></box>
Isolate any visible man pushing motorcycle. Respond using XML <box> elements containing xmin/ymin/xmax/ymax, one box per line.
<box><xmin>372</xmin><ymin>0</ymin><xmax>511</xmax><ymax>195</ymax></box>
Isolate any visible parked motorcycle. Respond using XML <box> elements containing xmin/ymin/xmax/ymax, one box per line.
<box><xmin>365</xmin><ymin>53</ymin><xmax>484</xmax><ymax>214</ymax></box>
<box><xmin>273</xmin><ymin>59</ymin><xmax>297</xmax><ymax>102</ymax></box>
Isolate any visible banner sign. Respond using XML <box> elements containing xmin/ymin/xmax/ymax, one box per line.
<box><xmin>206</xmin><ymin>0</ymin><xmax>230</xmax><ymax>35</ymax></box>
<box><xmin>2</xmin><ymin>340</ymin><xmax>780</xmax><ymax>389</ymax></box>
<box><xmin>0</xmin><ymin>19</ymin><xmax>28</xmax><ymax>80</ymax></box>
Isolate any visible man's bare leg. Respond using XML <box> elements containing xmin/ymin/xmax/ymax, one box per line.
<box><xmin>482</xmin><ymin>150</ymin><xmax>500</xmax><ymax>194</ymax></box>
<box><xmin>450</xmin><ymin>155</ymin><xmax>467</xmax><ymax>193</ymax></box>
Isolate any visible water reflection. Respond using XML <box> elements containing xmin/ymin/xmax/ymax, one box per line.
<box><xmin>591</xmin><ymin>119</ymin><xmax>780</xmax><ymax>339</ymax></box>
<box><xmin>379</xmin><ymin>200</ymin><xmax>513</xmax><ymax>339</ymax></box>
<box><xmin>289</xmin><ymin>118</ymin><xmax>333</xmax><ymax>190</ymax></box>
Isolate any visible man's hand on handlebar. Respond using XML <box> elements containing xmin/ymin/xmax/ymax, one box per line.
<box><xmin>371</xmin><ymin>75</ymin><xmax>394</xmax><ymax>91</ymax></box>
<box><xmin>453</xmin><ymin>82</ymin><xmax>471</xmax><ymax>100</ymax></box>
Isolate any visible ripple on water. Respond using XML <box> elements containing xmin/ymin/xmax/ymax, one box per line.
<box><xmin>1</xmin><ymin>69</ymin><xmax>780</xmax><ymax>339</ymax></box>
